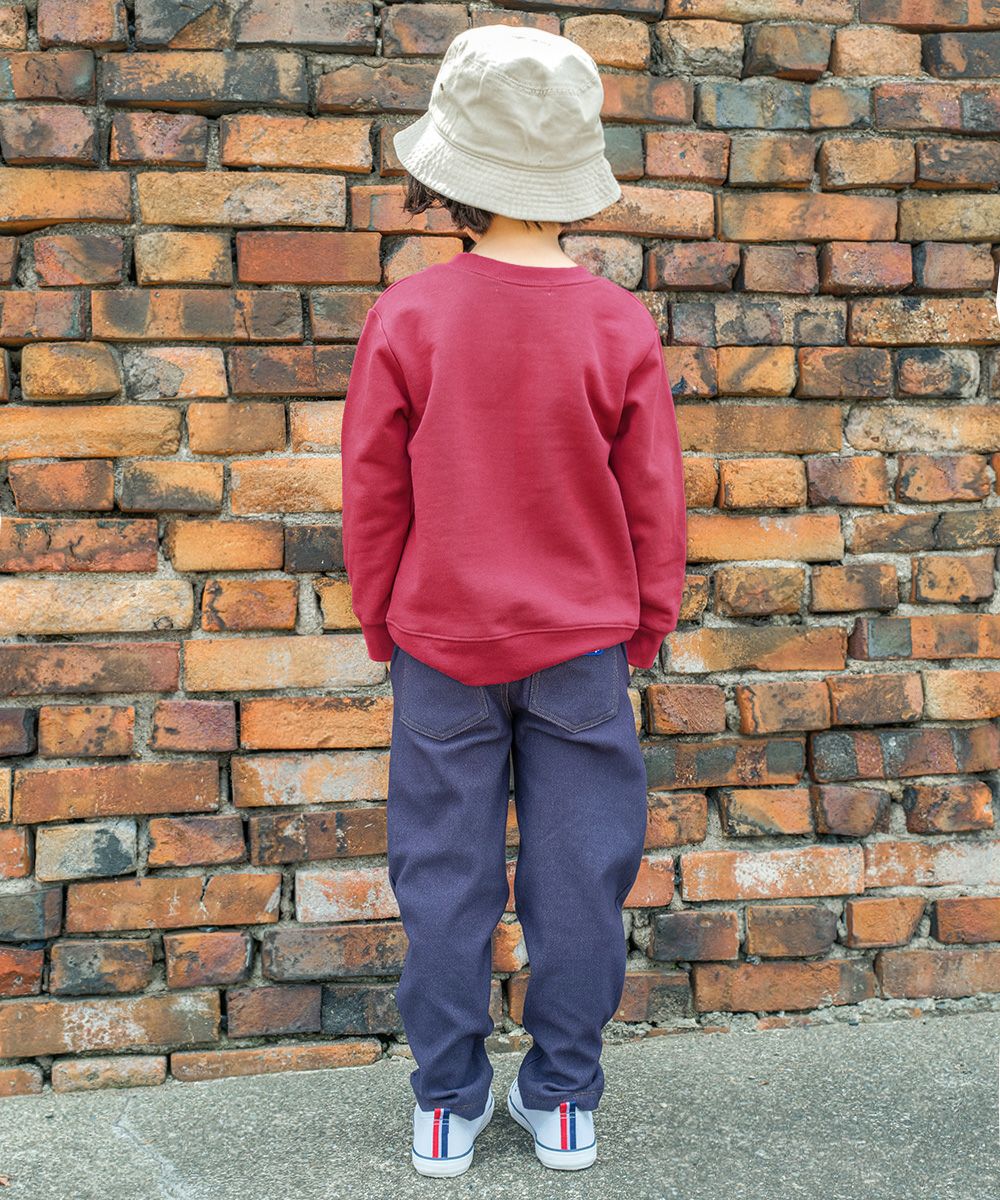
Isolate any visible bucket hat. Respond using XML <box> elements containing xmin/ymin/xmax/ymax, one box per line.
<box><xmin>392</xmin><ymin>25</ymin><xmax>622</xmax><ymax>224</ymax></box>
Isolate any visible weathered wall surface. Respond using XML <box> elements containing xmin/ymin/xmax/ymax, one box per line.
<box><xmin>1</xmin><ymin>0</ymin><xmax>1000</xmax><ymax>1096</ymax></box>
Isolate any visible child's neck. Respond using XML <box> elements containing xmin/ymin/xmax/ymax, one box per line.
<box><xmin>469</xmin><ymin>218</ymin><xmax>575</xmax><ymax>269</ymax></box>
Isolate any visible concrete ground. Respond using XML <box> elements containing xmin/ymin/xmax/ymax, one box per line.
<box><xmin>2</xmin><ymin>1011</ymin><xmax>999</xmax><ymax>1200</ymax></box>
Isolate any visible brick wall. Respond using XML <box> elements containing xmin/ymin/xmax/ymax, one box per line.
<box><xmin>0</xmin><ymin>0</ymin><xmax>999</xmax><ymax>1098</ymax></box>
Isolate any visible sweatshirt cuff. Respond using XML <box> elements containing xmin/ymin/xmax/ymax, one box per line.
<box><xmin>626</xmin><ymin>625</ymin><xmax>668</xmax><ymax>669</ymax></box>
<box><xmin>361</xmin><ymin>621</ymin><xmax>395</xmax><ymax>662</ymax></box>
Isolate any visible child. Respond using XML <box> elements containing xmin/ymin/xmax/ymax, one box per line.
<box><xmin>341</xmin><ymin>24</ymin><xmax>687</xmax><ymax>1176</ymax></box>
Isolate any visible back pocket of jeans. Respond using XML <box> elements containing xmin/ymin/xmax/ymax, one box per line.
<box><xmin>526</xmin><ymin>645</ymin><xmax>622</xmax><ymax>733</ymax></box>
<box><xmin>391</xmin><ymin>649</ymin><xmax>490</xmax><ymax>740</ymax></box>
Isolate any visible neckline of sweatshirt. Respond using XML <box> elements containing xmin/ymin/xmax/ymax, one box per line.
<box><xmin>444</xmin><ymin>250</ymin><xmax>599</xmax><ymax>288</ymax></box>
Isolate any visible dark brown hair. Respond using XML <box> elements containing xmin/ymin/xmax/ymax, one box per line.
<box><xmin>402</xmin><ymin>173</ymin><xmax>547</xmax><ymax>236</ymax></box>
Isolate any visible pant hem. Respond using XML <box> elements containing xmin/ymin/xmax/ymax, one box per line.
<box><xmin>517</xmin><ymin>1090</ymin><xmax>602</xmax><ymax>1112</ymax></box>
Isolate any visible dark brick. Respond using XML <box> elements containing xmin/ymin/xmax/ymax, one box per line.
<box><xmin>49</xmin><ymin>938</ymin><xmax>154</xmax><ymax>995</ymax></box>
<box><xmin>0</xmin><ymin>886</ymin><xmax>62</xmax><ymax>942</ymax></box>
<box><xmin>283</xmin><ymin>525</ymin><xmax>342</xmax><ymax>573</ymax></box>
<box><xmin>321</xmin><ymin>982</ymin><xmax>402</xmax><ymax>1035</ymax></box>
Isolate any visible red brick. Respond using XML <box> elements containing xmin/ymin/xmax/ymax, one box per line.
<box><xmin>744</xmin><ymin>904</ymin><xmax>838</xmax><ymax>957</ymax></box>
<box><xmin>844</xmin><ymin>895</ymin><xmax>924</xmax><ymax>949</ymax></box>
<box><xmin>0</xmin><ymin>517</ymin><xmax>156</xmax><ymax>572</ymax></box>
<box><xmin>38</xmin><ymin>704</ymin><xmax>135</xmax><ymax>757</ymax></box>
<box><xmin>715</xmin><ymin>566</ymin><xmax>806</xmax><ymax>616</ymax></box>
<box><xmin>719</xmin><ymin>193</ymin><xmax>897</xmax><ymax>241</ymax></box>
<box><xmin>686</xmin><ymin>513</ymin><xmax>844</xmax><ymax>563</ymax></box>
<box><xmin>147</xmin><ymin>815</ymin><xmax>246</xmax><ymax>868</ymax></box>
<box><xmin>666</xmin><ymin>626</ymin><xmax>846</xmax><ymax>674</ymax></box>
<box><xmin>735</xmin><ymin>680</ymin><xmax>830</xmax><ymax>734</ymax></box>
<box><xmin>0</xmin><ymin>168</ymin><xmax>129</xmax><ymax>232</ymax></box>
<box><xmin>0</xmin><ymin>991</ymin><xmax>220</xmax><ymax>1056</ymax></box>
<box><xmin>226</xmin><ymin>984</ymin><xmax>321</xmax><ymax>1037</ymax></box>
<box><xmin>13</xmin><ymin>760</ymin><xmax>218</xmax><ymax>822</ymax></box>
<box><xmin>65</xmin><ymin>872</ymin><xmax>281</xmax><ymax>932</ymax></box>
<box><xmin>233</xmin><ymin>751</ymin><xmax>387</xmax><ymax>808</ymax></box>
<box><xmin>164</xmin><ymin>520</ymin><xmax>284</xmax><ymax>572</ymax></box>
<box><xmin>811</xmin><ymin>783</ymin><xmax>891</xmax><ymax>837</ymax></box>
<box><xmin>228</xmin><ymin>459</ymin><xmax>341</xmax><ymax>515</ymax></box>
<box><xmin>228</xmin><ymin>346</ymin><xmax>353</xmax><ymax>396</ymax></box>
<box><xmin>811</xmin><ymin>563</ymin><xmax>898</xmax><ymax>612</ymax></box>
<box><xmin>0</xmin><ymin>405</ymin><xmax>180</xmax><ymax>456</ymax></box>
<box><xmin>34</xmin><ymin>234</ymin><xmax>124</xmax><ymax>286</ymax></box>
<box><xmin>645</xmin><ymin>734</ymin><xmax>805</xmax><ymax>791</ymax></box>
<box><xmin>8</xmin><ymin>458</ymin><xmax>112</xmax><ymax>511</ymax></box>
<box><xmin>0</xmin><ymin>50</ymin><xmax>95</xmax><ymax>101</ymax></box>
<box><xmin>236</xmin><ymin>232</ymin><xmax>380</xmax><ymax>285</ymax></box>
<box><xmin>150</xmin><ymin>700</ymin><xmax>238</xmax><ymax>752</ymax></box>
<box><xmin>648</xmin><ymin>910</ymin><xmax>739</xmax><ymax>961</ymax></box>
<box><xmin>680</xmin><ymin>845</ymin><xmax>863</xmax><ymax>901</ymax></box>
<box><xmin>52</xmin><ymin>1055</ymin><xmax>167</xmax><ymax>1092</ymax></box>
<box><xmin>171</xmin><ymin>1040</ymin><xmax>380</xmax><ymax>1081</ymax></box>
<box><xmin>717</xmin><ymin>787</ymin><xmax>814</xmax><ymax>836</ymax></box>
<box><xmin>124</xmin><ymin>347</ymin><xmax>229</xmax><ymax>400</ymax></box>
<box><xmin>20</xmin><ymin>342</ymin><xmax>120</xmax><ymax>401</ymax></box>
<box><xmin>249</xmin><ymin>807</ymin><xmax>386</xmax><ymax>866</ymax></box>
<box><xmin>864</xmin><ymin>838</ymin><xmax>1000</xmax><ymax>888</ymax></box>
<box><xmin>0</xmin><ymin>825</ymin><xmax>31</xmax><ymax>877</ymax></box>
<box><xmin>37</xmin><ymin>0</ymin><xmax>128</xmax><ymax>48</ymax></box>
<box><xmin>0</xmin><ymin>945</ymin><xmax>44</xmax><ymax>996</ymax></box>
<box><xmin>110</xmin><ymin>111</ymin><xmax>209</xmax><ymax>166</ymax></box>
<box><xmin>692</xmin><ymin>959</ymin><xmax>874</xmax><ymax>1013</ymax></box>
<box><xmin>0</xmin><ymin>1064</ymin><xmax>43</xmax><ymax>1095</ymax></box>
<box><xmin>234</xmin><ymin>0</ymin><xmax>376</xmax><ymax>51</ymax></box>
<box><xmin>118</xmin><ymin>460</ymin><xmax>223</xmax><ymax>512</ymax></box>
<box><xmin>0</xmin><ymin>641</ymin><xmax>179</xmax><ymax>697</ymax></box>
<box><xmin>901</xmin><ymin>779</ymin><xmax>993</xmax><ymax>834</ymax></box>
<box><xmin>184</xmin><ymin>635</ymin><xmax>362</xmax><ymax>691</ymax></box>
<box><xmin>201</xmin><ymin>578</ymin><xmax>298</xmax><ymax>632</ymax></box>
<box><xmin>911</xmin><ymin>554</ymin><xmax>994</xmax><ymax>605</ymax></box>
<box><xmin>220</xmin><ymin>114</ymin><xmax>371</xmax><ymax>169</ymax></box>
<box><xmin>718</xmin><ymin>459</ymin><xmax>806</xmax><ymax>508</ymax></box>
<box><xmin>876</xmin><ymin>947</ymin><xmax>1000</xmax><ymax>999</ymax></box>
<box><xmin>0</xmin><ymin>5</ymin><xmax>26</xmax><ymax>50</ymax></box>
<box><xmin>0</xmin><ymin>104</ymin><xmax>97</xmax><ymax>164</ymax></box>
<box><xmin>49</xmin><ymin>938</ymin><xmax>154</xmax><ymax>995</ymax></box>
<box><xmin>103</xmin><ymin>50</ymin><xmax>308</xmax><ymax>113</ymax></box>
<box><xmin>164</xmin><ymin>930</ymin><xmax>252</xmax><ymax>989</ymax></box>
<box><xmin>190</xmin><ymin>402</ymin><xmax>286</xmax><ymax>455</ymax></box>
<box><xmin>92</xmin><ymin>289</ymin><xmax>302</xmax><ymax>343</ymax></box>
<box><xmin>238</xmin><ymin>696</ymin><xmax>388</xmax><ymax>748</ymax></box>
<box><xmin>135</xmin><ymin>232</ymin><xmax>232</xmax><ymax>286</ymax></box>
<box><xmin>811</xmin><ymin>724</ymin><xmax>1000</xmax><ymax>783</ymax></box>
<box><xmin>137</xmin><ymin>171</ymin><xmax>346</xmax><ymax>226</ymax></box>
<box><xmin>644</xmin><ymin>683</ymin><xmax>726</xmax><ymax>735</ymax></box>
<box><xmin>932</xmin><ymin>896</ymin><xmax>1000</xmax><ymax>945</ymax></box>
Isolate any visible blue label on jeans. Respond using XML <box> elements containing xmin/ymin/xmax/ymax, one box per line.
<box><xmin>585</xmin><ymin>648</ymin><xmax>605</xmax><ymax>654</ymax></box>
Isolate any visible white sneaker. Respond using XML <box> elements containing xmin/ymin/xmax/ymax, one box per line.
<box><xmin>506</xmin><ymin>1078</ymin><xmax>598</xmax><ymax>1170</ymax></box>
<box><xmin>410</xmin><ymin>1091</ymin><xmax>495</xmax><ymax>1176</ymax></box>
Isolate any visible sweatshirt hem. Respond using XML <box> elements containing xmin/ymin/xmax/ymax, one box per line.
<box><xmin>385</xmin><ymin>619</ymin><xmax>638</xmax><ymax>686</ymax></box>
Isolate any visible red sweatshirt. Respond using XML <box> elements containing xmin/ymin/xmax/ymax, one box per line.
<box><xmin>341</xmin><ymin>250</ymin><xmax>687</xmax><ymax>687</ymax></box>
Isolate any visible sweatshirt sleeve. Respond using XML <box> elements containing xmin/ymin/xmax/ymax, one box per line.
<box><xmin>609</xmin><ymin>324</ymin><xmax>688</xmax><ymax>669</ymax></box>
<box><xmin>341</xmin><ymin>306</ymin><xmax>413</xmax><ymax>662</ymax></box>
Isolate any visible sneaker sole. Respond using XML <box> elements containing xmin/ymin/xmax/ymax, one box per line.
<box><xmin>506</xmin><ymin>1091</ymin><xmax>598</xmax><ymax>1171</ymax></box>
<box><xmin>411</xmin><ymin>1093</ymin><xmax>495</xmax><ymax>1177</ymax></box>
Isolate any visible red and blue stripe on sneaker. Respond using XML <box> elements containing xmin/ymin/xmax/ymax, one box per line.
<box><xmin>559</xmin><ymin>1100</ymin><xmax>577</xmax><ymax>1150</ymax></box>
<box><xmin>432</xmin><ymin>1108</ymin><xmax>450</xmax><ymax>1157</ymax></box>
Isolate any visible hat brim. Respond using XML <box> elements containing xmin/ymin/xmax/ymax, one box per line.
<box><xmin>392</xmin><ymin>112</ymin><xmax>622</xmax><ymax>224</ymax></box>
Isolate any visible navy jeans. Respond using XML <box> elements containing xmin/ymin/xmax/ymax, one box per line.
<box><xmin>386</xmin><ymin>639</ymin><xmax>648</xmax><ymax>1118</ymax></box>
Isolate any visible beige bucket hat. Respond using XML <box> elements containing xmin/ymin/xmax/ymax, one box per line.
<box><xmin>392</xmin><ymin>25</ymin><xmax>622</xmax><ymax>224</ymax></box>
